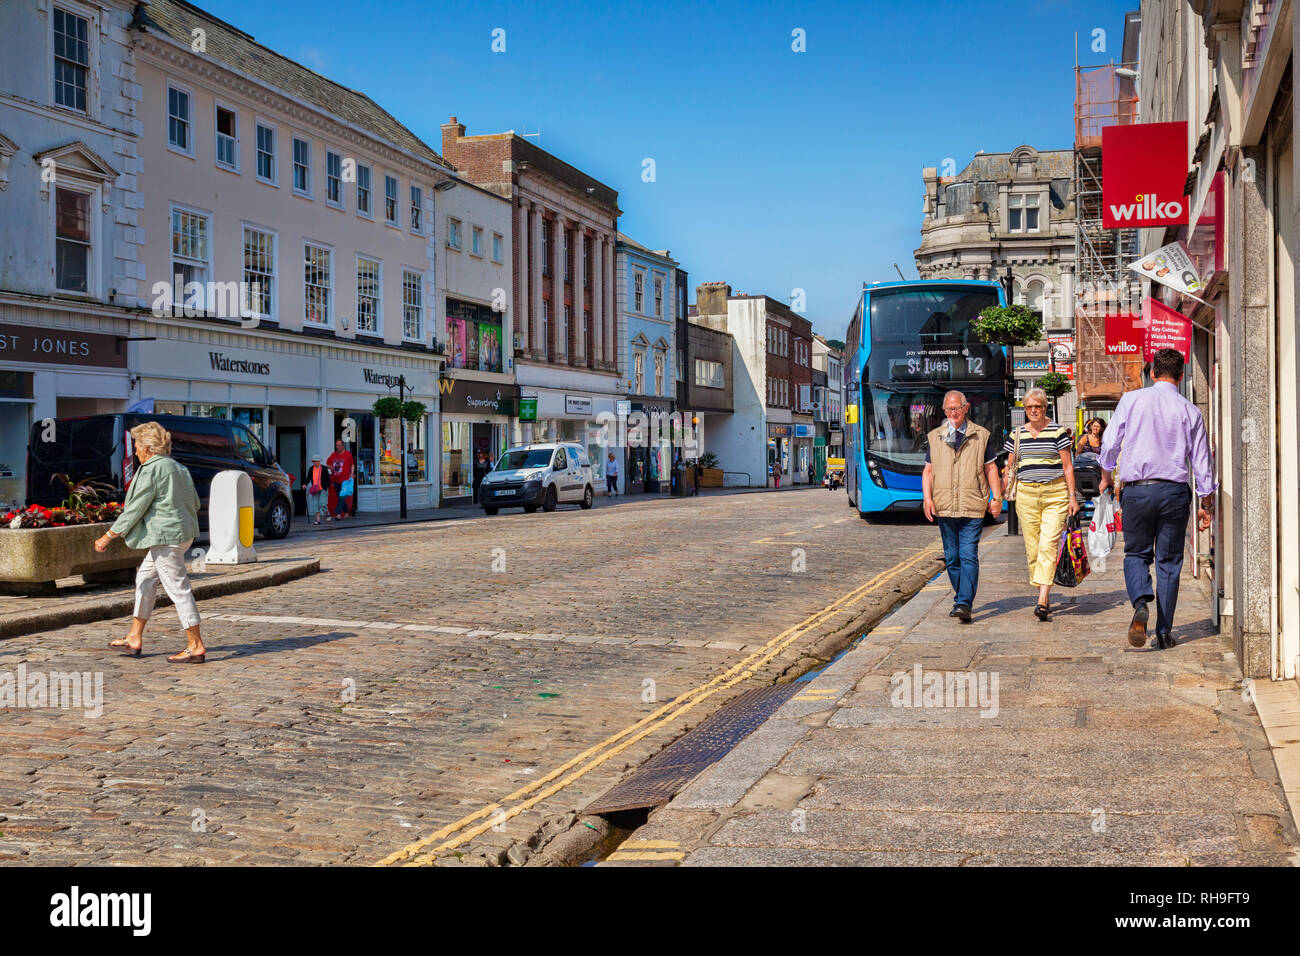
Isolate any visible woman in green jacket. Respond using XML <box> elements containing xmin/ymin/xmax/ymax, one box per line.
<box><xmin>95</xmin><ymin>421</ymin><xmax>207</xmax><ymax>663</ymax></box>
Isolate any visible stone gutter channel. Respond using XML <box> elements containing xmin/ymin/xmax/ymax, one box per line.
<box><xmin>442</xmin><ymin>554</ymin><xmax>945</xmax><ymax>868</ymax></box>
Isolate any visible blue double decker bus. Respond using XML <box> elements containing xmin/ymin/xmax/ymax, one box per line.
<box><xmin>844</xmin><ymin>280</ymin><xmax>1011</xmax><ymax>519</ymax></box>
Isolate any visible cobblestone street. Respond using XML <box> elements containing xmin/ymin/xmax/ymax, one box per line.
<box><xmin>0</xmin><ymin>488</ymin><xmax>941</xmax><ymax>865</ymax></box>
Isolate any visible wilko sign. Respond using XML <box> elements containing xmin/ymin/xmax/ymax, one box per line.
<box><xmin>1104</xmin><ymin>315</ymin><xmax>1143</xmax><ymax>356</ymax></box>
<box><xmin>1142</xmin><ymin>296</ymin><xmax>1192</xmax><ymax>361</ymax></box>
<box><xmin>1102</xmin><ymin>121</ymin><xmax>1189</xmax><ymax>229</ymax></box>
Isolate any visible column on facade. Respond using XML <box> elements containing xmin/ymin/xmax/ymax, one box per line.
<box><xmin>530</xmin><ymin>202</ymin><xmax>544</xmax><ymax>359</ymax></box>
<box><xmin>516</xmin><ymin>200</ymin><xmax>530</xmax><ymax>356</ymax></box>
<box><xmin>554</xmin><ymin>218</ymin><xmax>567</xmax><ymax>364</ymax></box>
<box><xmin>1060</xmin><ymin>265</ymin><xmax>1075</xmax><ymax>326</ymax></box>
<box><xmin>573</xmin><ymin>224</ymin><xmax>587</xmax><ymax>365</ymax></box>
<box><xmin>603</xmin><ymin>234</ymin><xmax>616</xmax><ymax>370</ymax></box>
<box><xmin>591</xmin><ymin>233</ymin><xmax>604</xmax><ymax>369</ymax></box>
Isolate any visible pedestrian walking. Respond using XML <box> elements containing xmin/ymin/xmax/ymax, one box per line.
<box><xmin>328</xmin><ymin>439</ymin><xmax>354</xmax><ymax>520</ymax></box>
<box><xmin>605</xmin><ymin>451</ymin><xmax>619</xmax><ymax>496</ymax></box>
<box><xmin>772</xmin><ymin>457</ymin><xmax>782</xmax><ymax>489</ymax></box>
<box><xmin>921</xmin><ymin>390</ymin><xmax>1003</xmax><ymax>623</ymax></box>
<box><xmin>305</xmin><ymin>454</ymin><xmax>332</xmax><ymax>524</ymax></box>
<box><xmin>1098</xmin><ymin>348</ymin><xmax>1215</xmax><ymax>650</ymax></box>
<box><xmin>1004</xmin><ymin>387</ymin><xmax>1080</xmax><ymax>621</ymax></box>
<box><xmin>1077</xmin><ymin>417</ymin><xmax>1106</xmax><ymax>456</ymax></box>
<box><xmin>472</xmin><ymin>450</ymin><xmax>491</xmax><ymax>503</ymax></box>
<box><xmin>97</xmin><ymin>421</ymin><xmax>207</xmax><ymax>664</ymax></box>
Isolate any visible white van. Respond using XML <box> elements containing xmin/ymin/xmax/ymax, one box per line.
<box><xmin>480</xmin><ymin>442</ymin><xmax>595</xmax><ymax>515</ymax></box>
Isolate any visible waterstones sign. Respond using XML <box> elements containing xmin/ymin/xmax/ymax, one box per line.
<box><xmin>363</xmin><ymin>368</ymin><xmax>403</xmax><ymax>388</ymax></box>
<box><xmin>208</xmin><ymin>351</ymin><xmax>270</xmax><ymax>376</ymax></box>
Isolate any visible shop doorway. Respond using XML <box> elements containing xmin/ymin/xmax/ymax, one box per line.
<box><xmin>471</xmin><ymin>423</ymin><xmax>496</xmax><ymax>503</ymax></box>
<box><xmin>277</xmin><ymin>427</ymin><xmax>306</xmax><ymax>515</ymax></box>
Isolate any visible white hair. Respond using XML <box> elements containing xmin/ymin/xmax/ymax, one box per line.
<box><xmin>942</xmin><ymin>390</ymin><xmax>968</xmax><ymax>407</ymax></box>
<box><xmin>1023</xmin><ymin>387</ymin><xmax>1049</xmax><ymax>409</ymax></box>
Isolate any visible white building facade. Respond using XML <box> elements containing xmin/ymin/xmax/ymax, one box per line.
<box><xmin>130</xmin><ymin>0</ymin><xmax>455</xmax><ymax>513</ymax></box>
<box><xmin>0</xmin><ymin>0</ymin><xmax>141</xmax><ymax>508</ymax></box>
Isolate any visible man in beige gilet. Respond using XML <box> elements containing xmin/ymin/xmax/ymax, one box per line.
<box><xmin>921</xmin><ymin>390</ymin><xmax>1004</xmax><ymax>622</ymax></box>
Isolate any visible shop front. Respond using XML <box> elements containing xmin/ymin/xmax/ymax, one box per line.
<box><xmin>514</xmin><ymin>389</ymin><xmax>619</xmax><ymax>489</ymax></box>
<box><xmin>439</xmin><ymin>376</ymin><xmax>518</xmax><ymax>504</ymax></box>
<box><xmin>792</xmin><ymin>421</ymin><xmax>814</xmax><ymax>484</ymax></box>
<box><xmin>133</xmin><ymin>323</ymin><xmax>440</xmax><ymax>515</ymax></box>
<box><xmin>0</xmin><ymin>320</ymin><xmax>130</xmax><ymax>508</ymax></box>
<box><xmin>621</xmin><ymin>396</ymin><xmax>674</xmax><ymax>495</ymax></box>
<box><xmin>767</xmin><ymin>423</ymin><xmax>791</xmax><ymax>485</ymax></box>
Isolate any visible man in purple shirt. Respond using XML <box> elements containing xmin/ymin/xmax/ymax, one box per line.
<box><xmin>1098</xmin><ymin>348</ymin><xmax>1217</xmax><ymax>650</ymax></box>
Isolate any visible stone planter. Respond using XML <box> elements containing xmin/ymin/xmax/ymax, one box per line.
<box><xmin>0</xmin><ymin>522</ymin><xmax>146</xmax><ymax>594</ymax></box>
<box><xmin>700</xmin><ymin>468</ymin><xmax>725</xmax><ymax>488</ymax></box>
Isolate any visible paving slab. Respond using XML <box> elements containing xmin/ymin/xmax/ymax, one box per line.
<box><xmin>612</xmin><ymin>531</ymin><xmax>1300</xmax><ymax>866</ymax></box>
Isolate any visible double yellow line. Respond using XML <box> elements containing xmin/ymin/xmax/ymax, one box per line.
<box><xmin>375</xmin><ymin>545</ymin><xmax>942</xmax><ymax>866</ymax></box>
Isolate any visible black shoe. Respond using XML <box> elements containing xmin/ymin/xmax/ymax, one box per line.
<box><xmin>1154</xmin><ymin>632</ymin><xmax>1175</xmax><ymax>650</ymax></box>
<box><xmin>1128</xmin><ymin>602</ymin><xmax>1149</xmax><ymax>648</ymax></box>
<box><xmin>1034</xmin><ymin>604</ymin><xmax>1050</xmax><ymax>622</ymax></box>
<box><xmin>955</xmin><ymin>605</ymin><xmax>972</xmax><ymax>623</ymax></box>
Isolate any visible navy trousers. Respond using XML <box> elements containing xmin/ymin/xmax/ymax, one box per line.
<box><xmin>937</xmin><ymin>516</ymin><xmax>983</xmax><ymax>609</ymax></box>
<box><xmin>1119</xmin><ymin>482</ymin><xmax>1192</xmax><ymax>637</ymax></box>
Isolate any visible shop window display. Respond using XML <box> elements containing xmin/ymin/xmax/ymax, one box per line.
<box><xmin>334</xmin><ymin>409</ymin><xmax>376</xmax><ymax>486</ymax></box>
<box><xmin>447</xmin><ymin>298</ymin><xmax>504</xmax><ymax>373</ymax></box>
<box><xmin>442</xmin><ymin>421</ymin><xmax>471</xmax><ymax>496</ymax></box>
<box><xmin>380</xmin><ymin>415</ymin><xmax>426</xmax><ymax>484</ymax></box>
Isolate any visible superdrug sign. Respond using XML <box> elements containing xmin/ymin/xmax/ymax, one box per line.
<box><xmin>440</xmin><ymin>378</ymin><xmax>519</xmax><ymax>416</ymax></box>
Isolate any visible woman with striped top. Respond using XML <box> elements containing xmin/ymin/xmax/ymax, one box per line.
<box><xmin>1004</xmin><ymin>387</ymin><xmax>1080</xmax><ymax>621</ymax></box>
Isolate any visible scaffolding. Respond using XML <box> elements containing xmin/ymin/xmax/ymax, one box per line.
<box><xmin>1074</xmin><ymin>64</ymin><xmax>1144</xmax><ymax>405</ymax></box>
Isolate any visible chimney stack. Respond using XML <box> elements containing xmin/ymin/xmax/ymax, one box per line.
<box><xmin>441</xmin><ymin>116</ymin><xmax>466</xmax><ymax>156</ymax></box>
<box><xmin>695</xmin><ymin>282</ymin><xmax>732</xmax><ymax>317</ymax></box>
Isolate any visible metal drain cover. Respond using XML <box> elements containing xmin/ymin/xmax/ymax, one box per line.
<box><xmin>585</xmin><ymin>683</ymin><xmax>801</xmax><ymax>814</ymax></box>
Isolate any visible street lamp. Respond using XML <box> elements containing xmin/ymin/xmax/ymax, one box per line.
<box><xmin>384</xmin><ymin>375</ymin><xmax>410</xmax><ymax>519</ymax></box>
<box><xmin>1000</xmin><ymin>265</ymin><xmax>1021</xmax><ymax>538</ymax></box>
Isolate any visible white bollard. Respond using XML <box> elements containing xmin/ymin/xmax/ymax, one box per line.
<box><xmin>206</xmin><ymin>470</ymin><xmax>257</xmax><ymax>565</ymax></box>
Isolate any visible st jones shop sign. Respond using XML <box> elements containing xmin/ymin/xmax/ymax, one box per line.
<box><xmin>0</xmin><ymin>323</ymin><xmax>126</xmax><ymax>369</ymax></box>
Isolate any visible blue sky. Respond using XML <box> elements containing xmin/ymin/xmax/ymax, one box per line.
<box><xmin>199</xmin><ymin>0</ymin><xmax>1136</xmax><ymax>341</ymax></box>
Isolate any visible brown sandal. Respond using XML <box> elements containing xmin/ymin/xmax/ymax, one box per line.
<box><xmin>167</xmin><ymin>648</ymin><xmax>206</xmax><ymax>664</ymax></box>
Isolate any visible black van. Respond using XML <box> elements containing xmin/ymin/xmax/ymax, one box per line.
<box><xmin>25</xmin><ymin>413</ymin><xmax>293</xmax><ymax>539</ymax></box>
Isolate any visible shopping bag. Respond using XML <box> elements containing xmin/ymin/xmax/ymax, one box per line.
<box><xmin>339</xmin><ymin>478</ymin><xmax>355</xmax><ymax>498</ymax></box>
<box><xmin>1087</xmin><ymin>491</ymin><xmax>1118</xmax><ymax>559</ymax></box>
<box><xmin>1054</xmin><ymin>513</ymin><xmax>1091</xmax><ymax>588</ymax></box>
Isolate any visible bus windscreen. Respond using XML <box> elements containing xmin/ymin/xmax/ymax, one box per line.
<box><xmin>862</xmin><ymin>385</ymin><xmax>1008</xmax><ymax>470</ymax></box>
<box><xmin>865</xmin><ymin>287</ymin><xmax>1004</xmax><ymax>384</ymax></box>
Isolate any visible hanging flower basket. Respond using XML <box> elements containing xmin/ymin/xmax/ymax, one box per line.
<box><xmin>1035</xmin><ymin>371</ymin><xmax>1074</xmax><ymax>398</ymax></box>
<box><xmin>372</xmin><ymin>397</ymin><xmax>427</xmax><ymax>422</ymax></box>
<box><xmin>971</xmin><ymin>304</ymin><xmax>1044</xmax><ymax>347</ymax></box>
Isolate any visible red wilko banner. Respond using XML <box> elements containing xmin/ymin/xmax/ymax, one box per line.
<box><xmin>1102</xmin><ymin>121</ymin><xmax>1190</xmax><ymax>229</ymax></box>
<box><xmin>1141</xmin><ymin>296</ymin><xmax>1192</xmax><ymax>361</ymax></box>
<box><xmin>1104</xmin><ymin>314</ymin><xmax>1143</xmax><ymax>357</ymax></box>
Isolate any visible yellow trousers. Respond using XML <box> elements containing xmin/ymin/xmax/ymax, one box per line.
<box><xmin>1014</xmin><ymin>477</ymin><xmax>1069</xmax><ymax>587</ymax></box>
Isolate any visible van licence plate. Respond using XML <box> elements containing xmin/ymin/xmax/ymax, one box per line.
<box><xmin>494</xmin><ymin>489</ymin><xmax>516</xmax><ymax>496</ymax></box>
